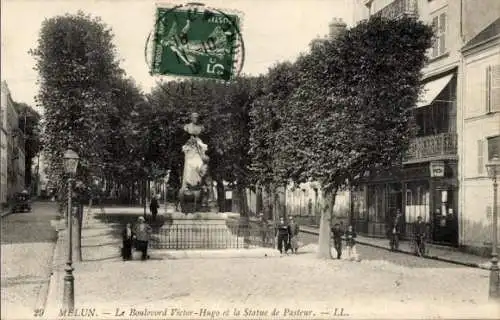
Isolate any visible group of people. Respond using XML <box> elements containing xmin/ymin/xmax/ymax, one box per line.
<box><xmin>121</xmin><ymin>216</ymin><xmax>153</xmax><ymax>261</ymax></box>
<box><xmin>275</xmin><ymin>216</ymin><xmax>300</xmax><ymax>255</ymax></box>
<box><xmin>388</xmin><ymin>209</ymin><xmax>427</xmax><ymax>256</ymax></box>
<box><xmin>258</xmin><ymin>214</ymin><xmax>301</xmax><ymax>255</ymax></box>
<box><xmin>331</xmin><ymin>222</ymin><xmax>359</xmax><ymax>261</ymax></box>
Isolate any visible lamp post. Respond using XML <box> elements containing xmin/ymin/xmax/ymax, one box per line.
<box><xmin>486</xmin><ymin>154</ymin><xmax>500</xmax><ymax>301</ymax></box>
<box><xmin>62</xmin><ymin>148</ymin><xmax>79</xmax><ymax>311</ymax></box>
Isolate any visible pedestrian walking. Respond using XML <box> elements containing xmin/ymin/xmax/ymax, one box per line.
<box><xmin>331</xmin><ymin>223</ymin><xmax>344</xmax><ymax>259</ymax></box>
<box><xmin>345</xmin><ymin>225</ymin><xmax>358</xmax><ymax>261</ymax></box>
<box><xmin>288</xmin><ymin>216</ymin><xmax>300</xmax><ymax>254</ymax></box>
<box><xmin>121</xmin><ymin>223</ymin><xmax>134</xmax><ymax>261</ymax></box>
<box><xmin>134</xmin><ymin>216</ymin><xmax>152</xmax><ymax>260</ymax></box>
<box><xmin>150</xmin><ymin>195</ymin><xmax>159</xmax><ymax>221</ymax></box>
<box><xmin>275</xmin><ymin>216</ymin><xmax>291</xmax><ymax>256</ymax></box>
<box><xmin>414</xmin><ymin>216</ymin><xmax>426</xmax><ymax>256</ymax></box>
<box><xmin>389</xmin><ymin>209</ymin><xmax>403</xmax><ymax>251</ymax></box>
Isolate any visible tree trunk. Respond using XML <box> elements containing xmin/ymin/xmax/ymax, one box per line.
<box><xmin>262</xmin><ymin>186</ymin><xmax>272</xmax><ymax>222</ymax></box>
<box><xmin>238</xmin><ymin>184</ymin><xmax>248</xmax><ymax>217</ymax></box>
<box><xmin>142</xmin><ymin>179</ymin><xmax>146</xmax><ymax>217</ymax></box>
<box><xmin>317</xmin><ymin>188</ymin><xmax>337</xmax><ymax>259</ymax></box>
<box><xmin>256</xmin><ymin>185</ymin><xmax>263</xmax><ymax>214</ymax></box>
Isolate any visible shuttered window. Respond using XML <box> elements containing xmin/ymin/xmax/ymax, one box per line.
<box><xmin>487</xmin><ymin>65</ymin><xmax>500</xmax><ymax>113</ymax></box>
<box><xmin>430</xmin><ymin>12</ymin><xmax>447</xmax><ymax>58</ymax></box>
<box><xmin>477</xmin><ymin>139</ymin><xmax>484</xmax><ymax>174</ymax></box>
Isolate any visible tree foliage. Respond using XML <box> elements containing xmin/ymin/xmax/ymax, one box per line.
<box><xmin>30</xmin><ymin>11</ymin><xmax>124</xmax><ymax>193</ymax></box>
<box><xmin>250</xmin><ymin>16</ymin><xmax>433</xmax><ymax>258</ymax></box>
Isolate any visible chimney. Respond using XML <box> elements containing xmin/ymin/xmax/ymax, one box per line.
<box><xmin>329</xmin><ymin>18</ymin><xmax>347</xmax><ymax>40</ymax></box>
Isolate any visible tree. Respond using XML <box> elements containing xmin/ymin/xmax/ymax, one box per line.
<box><xmin>31</xmin><ymin>11</ymin><xmax>124</xmax><ymax>190</ymax></box>
<box><xmin>13</xmin><ymin>102</ymin><xmax>42</xmax><ymax>190</ymax></box>
<box><xmin>30</xmin><ymin>11</ymin><xmax>125</xmax><ymax>261</ymax></box>
<box><xmin>258</xmin><ymin>16</ymin><xmax>433</xmax><ymax>258</ymax></box>
<box><xmin>249</xmin><ymin>62</ymin><xmax>301</xmax><ymax>220</ymax></box>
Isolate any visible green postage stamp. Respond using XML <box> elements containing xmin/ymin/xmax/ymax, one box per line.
<box><xmin>149</xmin><ymin>3</ymin><xmax>244</xmax><ymax>81</ymax></box>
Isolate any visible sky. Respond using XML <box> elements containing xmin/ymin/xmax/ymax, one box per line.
<box><xmin>1</xmin><ymin>0</ymin><xmax>354</xmax><ymax>110</ymax></box>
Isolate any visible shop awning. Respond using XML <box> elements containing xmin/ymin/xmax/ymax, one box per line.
<box><xmin>416</xmin><ymin>74</ymin><xmax>454</xmax><ymax>108</ymax></box>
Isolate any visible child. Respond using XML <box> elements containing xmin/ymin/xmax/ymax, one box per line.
<box><xmin>331</xmin><ymin>223</ymin><xmax>343</xmax><ymax>259</ymax></box>
<box><xmin>121</xmin><ymin>223</ymin><xmax>134</xmax><ymax>261</ymax></box>
<box><xmin>345</xmin><ymin>225</ymin><xmax>358</xmax><ymax>261</ymax></box>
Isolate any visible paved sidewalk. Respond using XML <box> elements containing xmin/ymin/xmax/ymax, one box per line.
<box><xmin>299</xmin><ymin>225</ymin><xmax>492</xmax><ymax>270</ymax></box>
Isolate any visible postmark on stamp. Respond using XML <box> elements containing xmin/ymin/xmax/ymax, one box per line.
<box><xmin>147</xmin><ymin>2</ymin><xmax>244</xmax><ymax>81</ymax></box>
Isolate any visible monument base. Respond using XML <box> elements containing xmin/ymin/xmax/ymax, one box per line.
<box><xmin>169</xmin><ymin>211</ymin><xmax>226</xmax><ymax>221</ymax></box>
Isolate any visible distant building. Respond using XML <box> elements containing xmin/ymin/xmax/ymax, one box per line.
<box><xmin>1</xmin><ymin>81</ymin><xmax>26</xmax><ymax>203</ymax></box>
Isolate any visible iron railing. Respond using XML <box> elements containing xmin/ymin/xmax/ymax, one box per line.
<box><xmin>403</xmin><ymin>132</ymin><xmax>457</xmax><ymax>163</ymax></box>
<box><xmin>373</xmin><ymin>0</ymin><xmax>418</xmax><ymax>19</ymax></box>
<box><xmin>149</xmin><ymin>220</ymin><xmax>276</xmax><ymax>250</ymax></box>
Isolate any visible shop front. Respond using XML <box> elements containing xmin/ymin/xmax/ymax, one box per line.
<box><xmin>352</xmin><ymin>160</ymin><xmax>458</xmax><ymax>245</ymax></box>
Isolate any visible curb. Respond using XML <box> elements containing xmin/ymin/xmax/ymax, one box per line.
<box><xmin>34</xmin><ymin>236</ymin><xmax>59</xmax><ymax>314</ymax></box>
<box><xmin>43</xmin><ymin>220</ymin><xmax>66</xmax><ymax>317</ymax></box>
<box><xmin>300</xmin><ymin>228</ymin><xmax>487</xmax><ymax>270</ymax></box>
<box><xmin>155</xmin><ymin>248</ymin><xmax>281</xmax><ymax>259</ymax></box>
<box><xmin>1</xmin><ymin>208</ymin><xmax>13</xmax><ymax>218</ymax></box>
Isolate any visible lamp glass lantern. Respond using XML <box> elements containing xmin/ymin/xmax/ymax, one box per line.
<box><xmin>63</xmin><ymin>149</ymin><xmax>80</xmax><ymax>175</ymax></box>
<box><xmin>486</xmin><ymin>155</ymin><xmax>500</xmax><ymax>179</ymax></box>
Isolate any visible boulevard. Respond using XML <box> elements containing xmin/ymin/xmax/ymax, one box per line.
<box><xmin>1</xmin><ymin>1</ymin><xmax>500</xmax><ymax>319</ymax></box>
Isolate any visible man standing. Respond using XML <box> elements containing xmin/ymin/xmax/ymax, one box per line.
<box><xmin>331</xmin><ymin>223</ymin><xmax>344</xmax><ymax>259</ymax></box>
<box><xmin>288</xmin><ymin>216</ymin><xmax>300</xmax><ymax>254</ymax></box>
<box><xmin>414</xmin><ymin>216</ymin><xmax>426</xmax><ymax>256</ymax></box>
<box><xmin>390</xmin><ymin>209</ymin><xmax>403</xmax><ymax>251</ymax></box>
<box><xmin>150</xmin><ymin>194</ymin><xmax>159</xmax><ymax>221</ymax></box>
<box><xmin>275</xmin><ymin>216</ymin><xmax>291</xmax><ymax>256</ymax></box>
<box><xmin>134</xmin><ymin>216</ymin><xmax>152</xmax><ymax>260</ymax></box>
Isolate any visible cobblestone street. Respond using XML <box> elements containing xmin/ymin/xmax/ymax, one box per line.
<box><xmin>42</xmin><ymin>209</ymin><xmax>497</xmax><ymax>320</ymax></box>
<box><xmin>46</xmin><ymin>247</ymin><xmax>495</xmax><ymax>319</ymax></box>
<box><xmin>1</xmin><ymin>202</ymin><xmax>59</xmax><ymax>319</ymax></box>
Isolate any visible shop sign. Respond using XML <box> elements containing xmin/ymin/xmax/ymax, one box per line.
<box><xmin>430</xmin><ymin>161</ymin><xmax>445</xmax><ymax>177</ymax></box>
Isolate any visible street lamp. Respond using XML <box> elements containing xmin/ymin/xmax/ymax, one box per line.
<box><xmin>63</xmin><ymin>148</ymin><xmax>79</xmax><ymax>311</ymax></box>
<box><xmin>486</xmin><ymin>154</ymin><xmax>500</xmax><ymax>301</ymax></box>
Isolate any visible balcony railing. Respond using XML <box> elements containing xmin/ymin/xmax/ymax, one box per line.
<box><xmin>373</xmin><ymin>0</ymin><xmax>418</xmax><ymax>19</ymax></box>
<box><xmin>403</xmin><ymin>132</ymin><xmax>457</xmax><ymax>163</ymax></box>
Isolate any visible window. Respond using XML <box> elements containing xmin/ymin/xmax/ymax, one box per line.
<box><xmin>488</xmin><ymin>135</ymin><xmax>500</xmax><ymax>160</ymax></box>
<box><xmin>431</xmin><ymin>12</ymin><xmax>447</xmax><ymax>58</ymax></box>
<box><xmin>477</xmin><ymin>140</ymin><xmax>484</xmax><ymax>174</ymax></box>
<box><xmin>486</xmin><ymin>65</ymin><xmax>500</xmax><ymax>113</ymax></box>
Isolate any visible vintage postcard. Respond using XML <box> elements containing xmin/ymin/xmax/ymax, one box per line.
<box><xmin>1</xmin><ymin>0</ymin><xmax>499</xmax><ymax>319</ymax></box>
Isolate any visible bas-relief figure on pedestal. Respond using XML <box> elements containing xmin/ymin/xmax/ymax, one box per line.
<box><xmin>178</xmin><ymin>112</ymin><xmax>215</xmax><ymax>213</ymax></box>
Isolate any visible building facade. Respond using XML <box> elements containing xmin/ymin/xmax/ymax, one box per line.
<box><xmin>1</xmin><ymin>81</ymin><xmax>26</xmax><ymax>204</ymax></box>
<box><xmin>0</xmin><ymin>83</ymin><xmax>8</xmax><ymax>205</ymax></box>
<box><xmin>461</xmin><ymin>19</ymin><xmax>500</xmax><ymax>254</ymax></box>
<box><xmin>350</xmin><ymin>0</ymin><xmax>500</xmax><ymax>251</ymax></box>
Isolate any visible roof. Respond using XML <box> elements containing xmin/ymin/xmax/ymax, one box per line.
<box><xmin>462</xmin><ymin>18</ymin><xmax>500</xmax><ymax>51</ymax></box>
